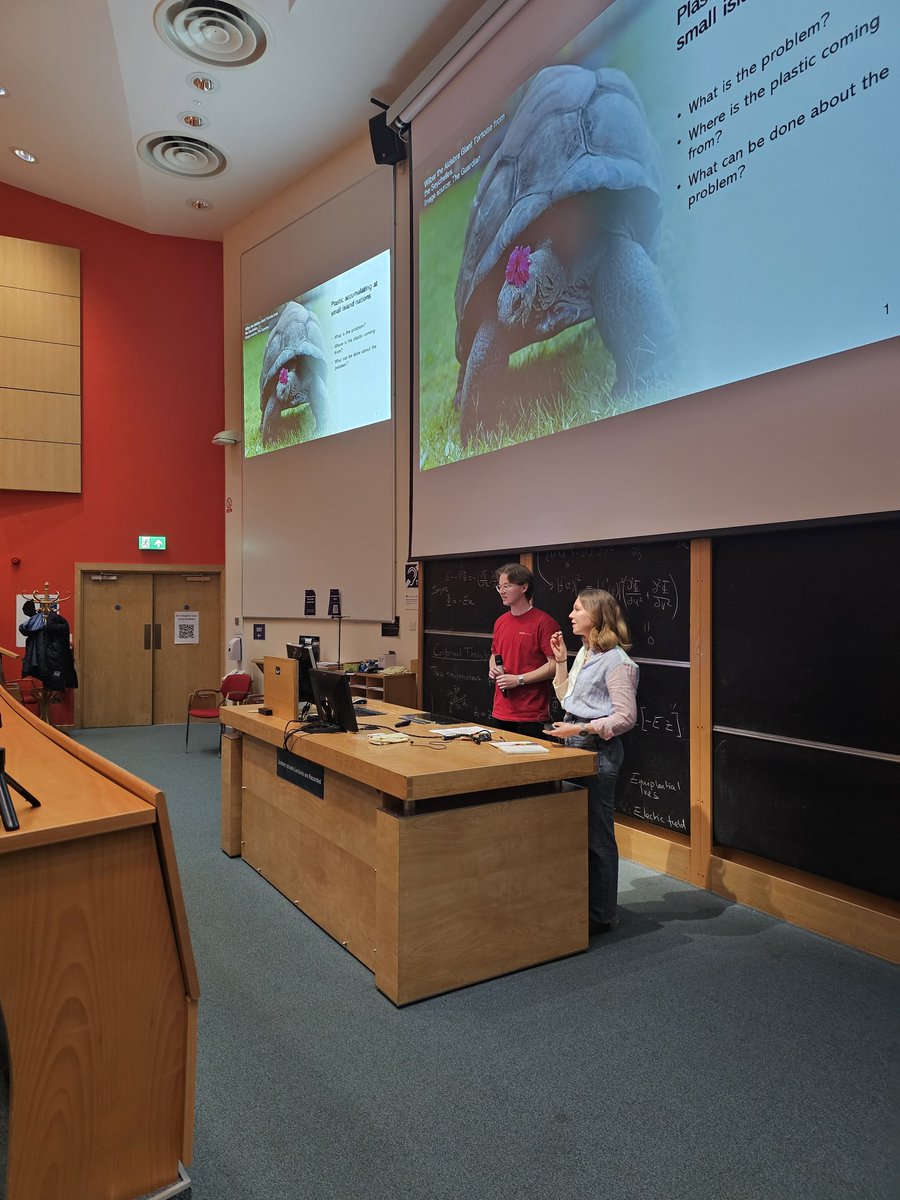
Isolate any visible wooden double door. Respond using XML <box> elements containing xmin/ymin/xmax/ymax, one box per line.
<box><xmin>78</xmin><ymin>567</ymin><xmax>222</xmax><ymax>727</ymax></box>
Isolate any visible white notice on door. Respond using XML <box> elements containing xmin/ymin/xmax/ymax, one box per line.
<box><xmin>175</xmin><ymin>611</ymin><xmax>199</xmax><ymax>644</ymax></box>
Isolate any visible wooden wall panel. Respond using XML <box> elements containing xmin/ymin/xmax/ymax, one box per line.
<box><xmin>0</xmin><ymin>337</ymin><xmax>80</xmax><ymax>393</ymax></box>
<box><xmin>0</xmin><ymin>287</ymin><xmax>80</xmax><ymax>344</ymax></box>
<box><xmin>0</xmin><ymin>235</ymin><xmax>79</xmax><ymax>293</ymax></box>
<box><xmin>0</xmin><ymin>390</ymin><xmax>80</xmax><ymax>442</ymax></box>
<box><xmin>0</xmin><ymin>234</ymin><xmax>81</xmax><ymax>492</ymax></box>
<box><xmin>0</xmin><ymin>439</ymin><xmax>80</xmax><ymax>492</ymax></box>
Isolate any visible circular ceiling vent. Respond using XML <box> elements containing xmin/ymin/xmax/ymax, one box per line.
<box><xmin>137</xmin><ymin>133</ymin><xmax>227</xmax><ymax>178</ymax></box>
<box><xmin>153</xmin><ymin>1</ymin><xmax>268</xmax><ymax>67</ymax></box>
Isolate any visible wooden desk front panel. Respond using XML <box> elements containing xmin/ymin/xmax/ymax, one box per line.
<box><xmin>241</xmin><ymin>738</ymin><xmax>380</xmax><ymax>969</ymax></box>
<box><xmin>376</xmin><ymin>786</ymin><xmax>588</xmax><ymax>1006</ymax></box>
<box><xmin>0</xmin><ymin>826</ymin><xmax>188</xmax><ymax>1200</ymax></box>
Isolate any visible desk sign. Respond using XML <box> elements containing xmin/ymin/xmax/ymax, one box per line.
<box><xmin>276</xmin><ymin>749</ymin><xmax>324</xmax><ymax>799</ymax></box>
<box><xmin>138</xmin><ymin>534</ymin><xmax>167</xmax><ymax>550</ymax></box>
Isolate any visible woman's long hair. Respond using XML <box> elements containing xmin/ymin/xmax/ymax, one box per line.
<box><xmin>578</xmin><ymin>587</ymin><xmax>632</xmax><ymax>653</ymax></box>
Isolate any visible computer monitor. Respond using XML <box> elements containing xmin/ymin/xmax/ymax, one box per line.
<box><xmin>286</xmin><ymin>643</ymin><xmax>317</xmax><ymax>705</ymax></box>
<box><xmin>309</xmin><ymin>669</ymin><xmax>359</xmax><ymax>733</ymax></box>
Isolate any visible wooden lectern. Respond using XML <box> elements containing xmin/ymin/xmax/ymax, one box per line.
<box><xmin>0</xmin><ymin>685</ymin><xmax>198</xmax><ymax>1200</ymax></box>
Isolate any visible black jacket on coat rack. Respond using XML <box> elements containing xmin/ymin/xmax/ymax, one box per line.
<box><xmin>19</xmin><ymin>605</ymin><xmax>79</xmax><ymax>691</ymax></box>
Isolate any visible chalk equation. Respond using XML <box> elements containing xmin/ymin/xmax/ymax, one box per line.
<box><xmin>638</xmin><ymin>704</ymin><xmax>684</xmax><ymax>739</ymax></box>
<box><xmin>428</xmin><ymin>585</ymin><xmax>476</xmax><ymax>608</ymax></box>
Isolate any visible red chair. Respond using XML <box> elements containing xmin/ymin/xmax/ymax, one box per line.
<box><xmin>185</xmin><ymin>672</ymin><xmax>253</xmax><ymax>753</ymax></box>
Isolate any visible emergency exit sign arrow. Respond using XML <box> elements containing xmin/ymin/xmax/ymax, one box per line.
<box><xmin>138</xmin><ymin>535</ymin><xmax>167</xmax><ymax>550</ymax></box>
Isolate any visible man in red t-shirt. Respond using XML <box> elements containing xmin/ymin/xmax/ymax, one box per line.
<box><xmin>488</xmin><ymin>563</ymin><xmax>560</xmax><ymax>738</ymax></box>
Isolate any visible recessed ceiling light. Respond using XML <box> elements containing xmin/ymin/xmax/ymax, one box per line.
<box><xmin>187</xmin><ymin>198</ymin><xmax>212</xmax><ymax>210</ymax></box>
<box><xmin>12</xmin><ymin>147</ymin><xmax>37</xmax><ymax>163</ymax></box>
<box><xmin>188</xmin><ymin>73</ymin><xmax>217</xmax><ymax>92</ymax></box>
<box><xmin>0</xmin><ymin>87</ymin><xmax>8</xmax><ymax>97</ymax></box>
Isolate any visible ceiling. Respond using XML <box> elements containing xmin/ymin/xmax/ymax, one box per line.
<box><xmin>0</xmin><ymin>0</ymin><xmax>494</xmax><ymax>240</ymax></box>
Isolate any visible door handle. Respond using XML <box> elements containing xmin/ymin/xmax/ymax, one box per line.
<box><xmin>154</xmin><ymin>623</ymin><xmax>161</xmax><ymax>650</ymax></box>
<box><xmin>144</xmin><ymin>624</ymin><xmax>151</xmax><ymax>650</ymax></box>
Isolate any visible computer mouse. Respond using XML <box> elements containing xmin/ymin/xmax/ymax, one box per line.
<box><xmin>394</xmin><ymin>719</ymin><xmax>411</xmax><ymax>727</ymax></box>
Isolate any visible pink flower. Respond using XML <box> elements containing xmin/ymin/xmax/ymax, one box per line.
<box><xmin>278</xmin><ymin>367</ymin><xmax>289</xmax><ymax>385</ymax></box>
<box><xmin>505</xmin><ymin>245</ymin><xmax>531</xmax><ymax>288</ymax></box>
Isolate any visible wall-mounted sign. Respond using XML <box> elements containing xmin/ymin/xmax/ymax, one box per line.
<box><xmin>175</xmin><ymin>611</ymin><xmax>199</xmax><ymax>644</ymax></box>
<box><xmin>138</xmin><ymin>535</ymin><xmax>167</xmax><ymax>550</ymax></box>
<box><xmin>304</xmin><ymin>589</ymin><xmax>316</xmax><ymax>616</ymax></box>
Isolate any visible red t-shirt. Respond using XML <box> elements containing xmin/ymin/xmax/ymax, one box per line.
<box><xmin>490</xmin><ymin>606</ymin><xmax>560</xmax><ymax>722</ymax></box>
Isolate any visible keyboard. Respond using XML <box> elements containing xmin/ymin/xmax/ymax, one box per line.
<box><xmin>402</xmin><ymin>712</ymin><xmax>457</xmax><ymax>725</ymax></box>
<box><xmin>299</xmin><ymin>721</ymin><xmax>342</xmax><ymax>734</ymax></box>
<box><xmin>352</xmin><ymin>706</ymin><xmax>383</xmax><ymax>716</ymax></box>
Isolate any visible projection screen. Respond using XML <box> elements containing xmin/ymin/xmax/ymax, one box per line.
<box><xmin>409</xmin><ymin>0</ymin><xmax>899</xmax><ymax>557</ymax></box>
<box><xmin>241</xmin><ymin>169</ymin><xmax>395</xmax><ymax>621</ymax></box>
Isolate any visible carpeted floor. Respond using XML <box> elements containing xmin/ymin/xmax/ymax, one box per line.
<box><xmin>34</xmin><ymin>724</ymin><xmax>900</xmax><ymax>1198</ymax></box>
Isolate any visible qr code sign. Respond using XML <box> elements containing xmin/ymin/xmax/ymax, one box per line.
<box><xmin>175</xmin><ymin>612</ymin><xmax>199</xmax><ymax>644</ymax></box>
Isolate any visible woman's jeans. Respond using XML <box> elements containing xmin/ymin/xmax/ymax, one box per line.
<box><xmin>565</xmin><ymin>733</ymin><xmax>624</xmax><ymax>923</ymax></box>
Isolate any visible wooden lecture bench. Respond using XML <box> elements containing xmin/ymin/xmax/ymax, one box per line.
<box><xmin>221</xmin><ymin>700</ymin><xmax>596</xmax><ymax>1005</ymax></box>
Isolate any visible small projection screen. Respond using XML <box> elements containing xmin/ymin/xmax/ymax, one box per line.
<box><xmin>241</xmin><ymin>169</ymin><xmax>395</xmax><ymax>621</ymax></box>
<box><xmin>410</xmin><ymin>0</ymin><xmax>899</xmax><ymax>557</ymax></box>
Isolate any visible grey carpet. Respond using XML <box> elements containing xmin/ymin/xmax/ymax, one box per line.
<box><xmin>60</xmin><ymin>724</ymin><xmax>899</xmax><ymax>1200</ymax></box>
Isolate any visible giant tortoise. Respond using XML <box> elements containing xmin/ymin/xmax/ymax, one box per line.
<box><xmin>259</xmin><ymin>301</ymin><xmax>330</xmax><ymax>447</ymax></box>
<box><xmin>452</xmin><ymin>64</ymin><xmax>676</xmax><ymax>443</ymax></box>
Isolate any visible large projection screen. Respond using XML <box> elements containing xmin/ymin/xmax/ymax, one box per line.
<box><xmin>241</xmin><ymin>169</ymin><xmax>395</xmax><ymax>621</ymax></box>
<box><xmin>410</xmin><ymin>0</ymin><xmax>899</xmax><ymax>557</ymax></box>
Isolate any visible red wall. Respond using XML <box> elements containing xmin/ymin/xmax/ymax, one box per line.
<box><xmin>0</xmin><ymin>182</ymin><xmax>225</xmax><ymax>722</ymax></box>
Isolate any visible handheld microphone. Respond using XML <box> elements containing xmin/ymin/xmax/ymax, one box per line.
<box><xmin>495</xmin><ymin>655</ymin><xmax>505</xmax><ymax>691</ymax></box>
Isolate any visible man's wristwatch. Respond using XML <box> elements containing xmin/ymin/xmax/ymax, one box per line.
<box><xmin>518</xmin><ymin>675</ymin><xmax>525</xmax><ymax>687</ymax></box>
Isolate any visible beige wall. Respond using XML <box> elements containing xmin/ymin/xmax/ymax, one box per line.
<box><xmin>222</xmin><ymin>137</ymin><xmax>418</xmax><ymax>684</ymax></box>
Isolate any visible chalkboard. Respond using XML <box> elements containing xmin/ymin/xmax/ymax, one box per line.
<box><xmin>713</xmin><ymin>733</ymin><xmax>900</xmax><ymax>901</ymax></box>
<box><xmin>423</xmin><ymin>542</ymin><xmax>692</xmax><ymax>836</ymax></box>
<box><xmin>423</xmin><ymin>555</ymin><xmax>511</xmax><ymax>633</ymax></box>
<box><xmin>421</xmin><ymin>632</ymin><xmax>494</xmax><ymax>724</ymax></box>
<box><xmin>616</xmin><ymin>662</ymin><xmax>690</xmax><ymax>834</ymax></box>
<box><xmin>712</xmin><ymin>517</ymin><xmax>899</xmax><ymax>900</ymax></box>
<box><xmin>713</xmin><ymin>519</ymin><xmax>899</xmax><ymax>755</ymax></box>
<box><xmin>532</xmin><ymin>541</ymin><xmax>691</xmax><ymax>662</ymax></box>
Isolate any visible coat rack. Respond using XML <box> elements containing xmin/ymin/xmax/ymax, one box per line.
<box><xmin>29</xmin><ymin>581</ymin><xmax>70</xmax><ymax>614</ymax></box>
<box><xmin>19</xmin><ymin>583</ymin><xmax>77</xmax><ymax>723</ymax></box>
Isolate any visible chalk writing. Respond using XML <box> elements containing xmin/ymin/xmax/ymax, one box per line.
<box><xmin>639</xmin><ymin>704</ymin><xmax>684</xmax><ymax>739</ymax></box>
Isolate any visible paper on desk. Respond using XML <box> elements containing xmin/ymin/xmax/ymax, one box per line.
<box><xmin>491</xmin><ymin>741</ymin><xmax>550</xmax><ymax>755</ymax></box>
<box><xmin>432</xmin><ymin>725</ymin><xmax>491</xmax><ymax>736</ymax></box>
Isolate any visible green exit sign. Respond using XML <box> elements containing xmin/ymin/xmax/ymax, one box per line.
<box><xmin>138</xmin><ymin>535</ymin><xmax>167</xmax><ymax>550</ymax></box>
